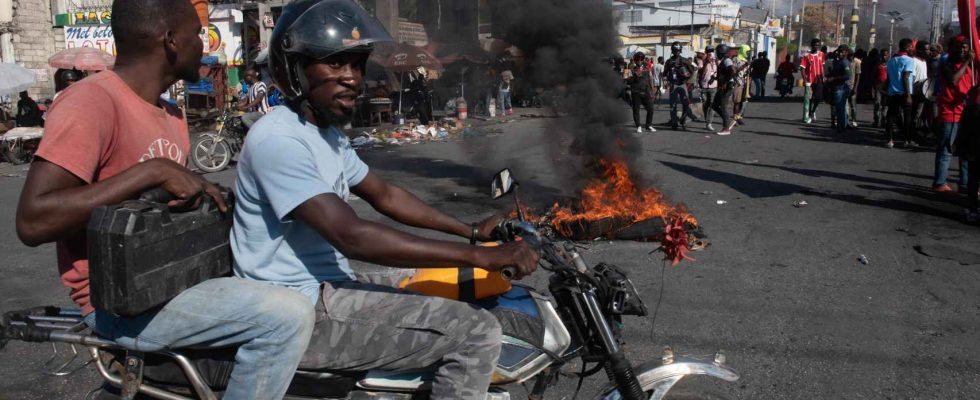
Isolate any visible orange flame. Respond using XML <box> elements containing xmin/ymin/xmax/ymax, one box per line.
<box><xmin>551</xmin><ymin>159</ymin><xmax>697</xmax><ymax>237</ymax></box>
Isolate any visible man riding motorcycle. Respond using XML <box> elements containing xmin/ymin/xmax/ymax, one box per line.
<box><xmin>233</xmin><ymin>1</ymin><xmax>539</xmax><ymax>399</ymax></box>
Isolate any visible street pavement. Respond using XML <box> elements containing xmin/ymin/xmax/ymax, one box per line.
<box><xmin>1</xmin><ymin>92</ymin><xmax>979</xmax><ymax>399</ymax></box>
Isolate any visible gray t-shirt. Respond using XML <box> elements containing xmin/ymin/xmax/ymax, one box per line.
<box><xmin>231</xmin><ymin>106</ymin><xmax>369</xmax><ymax>304</ymax></box>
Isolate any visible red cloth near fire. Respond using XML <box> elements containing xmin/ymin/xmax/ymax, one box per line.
<box><xmin>661</xmin><ymin>218</ymin><xmax>694</xmax><ymax>266</ymax></box>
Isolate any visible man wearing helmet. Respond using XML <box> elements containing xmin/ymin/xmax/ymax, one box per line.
<box><xmin>663</xmin><ymin>41</ymin><xmax>697</xmax><ymax>130</ymax></box>
<box><xmin>232</xmin><ymin>1</ymin><xmax>539</xmax><ymax>399</ymax></box>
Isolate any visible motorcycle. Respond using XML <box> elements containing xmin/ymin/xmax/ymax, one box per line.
<box><xmin>0</xmin><ymin>169</ymin><xmax>738</xmax><ymax>400</ymax></box>
<box><xmin>776</xmin><ymin>75</ymin><xmax>794</xmax><ymax>98</ymax></box>
<box><xmin>190</xmin><ymin>106</ymin><xmax>247</xmax><ymax>174</ymax></box>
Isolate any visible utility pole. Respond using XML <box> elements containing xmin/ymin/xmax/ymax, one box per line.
<box><xmin>834</xmin><ymin>1</ymin><xmax>843</xmax><ymax>46</ymax></box>
<box><xmin>798</xmin><ymin>0</ymin><xmax>807</xmax><ymax>58</ymax></box>
<box><xmin>691</xmin><ymin>0</ymin><xmax>695</xmax><ymax>49</ymax></box>
<box><xmin>929</xmin><ymin>0</ymin><xmax>942</xmax><ymax>43</ymax></box>
<box><xmin>849</xmin><ymin>0</ymin><xmax>859</xmax><ymax>48</ymax></box>
<box><xmin>868</xmin><ymin>0</ymin><xmax>878</xmax><ymax>49</ymax></box>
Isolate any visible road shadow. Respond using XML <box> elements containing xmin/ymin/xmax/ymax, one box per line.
<box><xmin>658</xmin><ymin>161</ymin><xmax>809</xmax><ymax>198</ymax></box>
<box><xmin>661</xmin><ymin>152</ymin><xmax>965</xmax><ymax>220</ymax></box>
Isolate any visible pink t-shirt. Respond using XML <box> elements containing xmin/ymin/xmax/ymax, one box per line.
<box><xmin>36</xmin><ymin>71</ymin><xmax>189</xmax><ymax>315</ymax></box>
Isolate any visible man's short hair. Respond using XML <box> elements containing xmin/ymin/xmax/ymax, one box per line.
<box><xmin>811</xmin><ymin>38</ymin><xmax>822</xmax><ymax>46</ymax></box>
<box><xmin>112</xmin><ymin>0</ymin><xmax>198</xmax><ymax>56</ymax></box>
<box><xmin>899</xmin><ymin>38</ymin><xmax>914</xmax><ymax>51</ymax></box>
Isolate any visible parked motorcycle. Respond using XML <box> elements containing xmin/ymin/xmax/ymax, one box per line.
<box><xmin>0</xmin><ymin>169</ymin><xmax>738</xmax><ymax>400</ymax></box>
<box><xmin>190</xmin><ymin>106</ymin><xmax>247</xmax><ymax>174</ymax></box>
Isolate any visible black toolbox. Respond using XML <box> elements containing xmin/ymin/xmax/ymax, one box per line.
<box><xmin>87</xmin><ymin>190</ymin><xmax>235</xmax><ymax>317</ymax></box>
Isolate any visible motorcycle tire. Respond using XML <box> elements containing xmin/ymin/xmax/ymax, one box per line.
<box><xmin>191</xmin><ymin>135</ymin><xmax>233</xmax><ymax>174</ymax></box>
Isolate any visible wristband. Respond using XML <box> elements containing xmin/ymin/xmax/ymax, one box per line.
<box><xmin>469</xmin><ymin>223</ymin><xmax>479</xmax><ymax>245</ymax></box>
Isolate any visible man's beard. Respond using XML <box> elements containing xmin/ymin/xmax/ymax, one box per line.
<box><xmin>313</xmin><ymin>103</ymin><xmax>353</xmax><ymax>127</ymax></box>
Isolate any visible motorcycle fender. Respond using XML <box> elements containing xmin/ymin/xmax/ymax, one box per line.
<box><xmin>198</xmin><ymin>133</ymin><xmax>225</xmax><ymax>142</ymax></box>
<box><xmin>595</xmin><ymin>356</ymin><xmax>739</xmax><ymax>400</ymax></box>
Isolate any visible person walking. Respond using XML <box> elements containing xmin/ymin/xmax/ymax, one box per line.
<box><xmin>800</xmin><ymin>38</ymin><xmax>826</xmax><ymax>124</ymax></box>
<box><xmin>750</xmin><ymin>51</ymin><xmax>770</xmax><ymax>99</ymax></box>
<box><xmin>653</xmin><ymin>56</ymin><xmax>665</xmax><ymax>104</ymax></box>
<box><xmin>885</xmin><ymin>38</ymin><xmax>917</xmax><ymax>148</ymax></box>
<box><xmin>848</xmin><ymin>49</ymin><xmax>864</xmax><ymax>128</ymax></box>
<box><xmin>628</xmin><ymin>52</ymin><xmax>656</xmax><ymax>133</ymax></box>
<box><xmin>664</xmin><ymin>42</ymin><xmax>697</xmax><ymax>130</ymax></box>
<box><xmin>933</xmin><ymin>35</ymin><xmax>974</xmax><ymax>193</ymax></box>
<box><xmin>872</xmin><ymin>49</ymin><xmax>890</xmax><ymax>127</ymax></box>
<box><xmin>826</xmin><ymin>45</ymin><xmax>853</xmax><ymax>134</ymax></box>
<box><xmin>712</xmin><ymin>44</ymin><xmax>736</xmax><ymax>135</ymax></box>
<box><xmin>699</xmin><ymin>48</ymin><xmax>719</xmax><ymax>131</ymax></box>
<box><xmin>498</xmin><ymin>69</ymin><xmax>514</xmax><ymax>117</ymax></box>
<box><xmin>732</xmin><ymin>44</ymin><xmax>751</xmax><ymax>126</ymax></box>
<box><xmin>912</xmin><ymin>41</ymin><xmax>931</xmax><ymax>139</ymax></box>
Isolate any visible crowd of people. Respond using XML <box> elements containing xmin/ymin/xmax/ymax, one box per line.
<box><xmin>623</xmin><ymin>35</ymin><xmax>980</xmax><ymax>223</ymax></box>
<box><xmin>795</xmin><ymin>35</ymin><xmax>980</xmax><ymax>222</ymax></box>
<box><xmin>623</xmin><ymin>41</ymin><xmax>763</xmax><ymax>135</ymax></box>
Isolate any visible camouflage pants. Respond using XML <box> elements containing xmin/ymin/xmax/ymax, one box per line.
<box><xmin>301</xmin><ymin>270</ymin><xmax>503</xmax><ymax>400</ymax></box>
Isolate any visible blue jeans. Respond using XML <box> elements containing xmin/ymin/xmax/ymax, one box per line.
<box><xmin>833</xmin><ymin>86</ymin><xmax>851</xmax><ymax>132</ymax></box>
<box><xmin>86</xmin><ymin>277</ymin><xmax>315</xmax><ymax>399</ymax></box>
<box><xmin>934</xmin><ymin>122</ymin><xmax>969</xmax><ymax>187</ymax></box>
<box><xmin>752</xmin><ymin>77</ymin><xmax>765</xmax><ymax>98</ymax></box>
<box><xmin>497</xmin><ymin>90</ymin><xmax>512</xmax><ymax>113</ymax></box>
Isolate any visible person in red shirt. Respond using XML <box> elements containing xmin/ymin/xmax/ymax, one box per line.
<box><xmin>872</xmin><ymin>50</ymin><xmax>890</xmax><ymax>127</ymax></box>
<box><xmin>799</xmin><ymin>38</ymin><xmax>825</xmax><ymax>124</ymax></box>
<box><xmin>15</xmin><ymin>1</ymin><xmax>314</xmax><ymax>398</ymax></box>
<box><xmin>933</xmin><ymin>35</ymin><xmax>975</xmax><ymax>193</ymax></box>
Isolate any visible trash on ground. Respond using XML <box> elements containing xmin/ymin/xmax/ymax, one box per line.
<box><xmin>701</xmin><ymin>191</ymin><xmax>713</xmax><ymax>195</ymax></box>
<box><xmin>793</xmin><ymin>200</ymin><xmax>808</xmax><ymax>208</ymax></box>
<box><xmin>716</xmin><ymin>200</ymin><xmax>727</xmax><ymax>205</ymax></box>
<box><xmin>858</xmin><ymin>255</ymin><xmax>869</xmax><ymax>265</ymax></box>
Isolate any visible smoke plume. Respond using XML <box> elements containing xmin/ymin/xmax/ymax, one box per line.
<box><xmin>490</xmin><ymin>0</ymin><xmax>640</xmax><ymax>179</ymax></box>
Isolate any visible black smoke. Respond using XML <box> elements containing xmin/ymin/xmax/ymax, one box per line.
<box><xmin>490</xmin><ymin>0</ymin><xmax>641</xmax><ymax>173</ymax></box>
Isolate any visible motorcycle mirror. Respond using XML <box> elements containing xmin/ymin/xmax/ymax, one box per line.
<box><xmin>491</xmin><ymin>169</ymin><xmax>517</xmax><ymax>200</ymax></box>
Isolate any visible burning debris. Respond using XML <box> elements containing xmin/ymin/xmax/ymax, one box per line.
<box><xmin>548</xmin><ymin>159</ymin><xmax>697</xmax><ymax>241</ymax></box>
<box><xmin>488</xmin><ymin>0</ymin><xmax>701</xmax><ymax>259</ymax></box>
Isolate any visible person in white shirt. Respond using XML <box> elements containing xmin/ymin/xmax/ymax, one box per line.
<box><xmin>911</xmin><ymin>41</ymin><xmax>930</xmax><ymax>135</ymax></box>
<box><xmin>239</xmin><ymin>67</ymin><xmax>270</xmax><ymax>128</ymax></box>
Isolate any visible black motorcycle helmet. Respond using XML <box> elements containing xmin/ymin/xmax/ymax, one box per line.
<box><xmin>670</xmin><ymin>41</ymin><xmax>683</xmax><ymax>54</ymax></box>
<box><xmin>715</xmin><ymin>44</ymin><xmax>730</xmax><ymax>57</ymax></box>
<box><xmin>269</xmin><ymin>0</ymin><xmax>393</xmax><ymax>102</ymax></box>
<box><xmin>61</xmin><ymin>69</ymin><xmax>82</xmax><ymax>83</ymax></box>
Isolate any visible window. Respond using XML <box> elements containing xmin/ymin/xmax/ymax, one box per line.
<box><xmin>625</xmin><ymin>9</ymin><xmax>643</xmax><ymax>25</ymax></box>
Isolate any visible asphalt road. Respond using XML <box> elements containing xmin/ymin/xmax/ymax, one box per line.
<box><xmin>1</xmin><ymin>92</ymin><xmax>979</xmax><ymax>399</ymax></box>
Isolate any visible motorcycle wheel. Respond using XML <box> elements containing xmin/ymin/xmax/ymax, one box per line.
<box><xmin>191</xmin><ymin>135</ymin><xmax>232</xmax><ymax>173</ymax></box>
